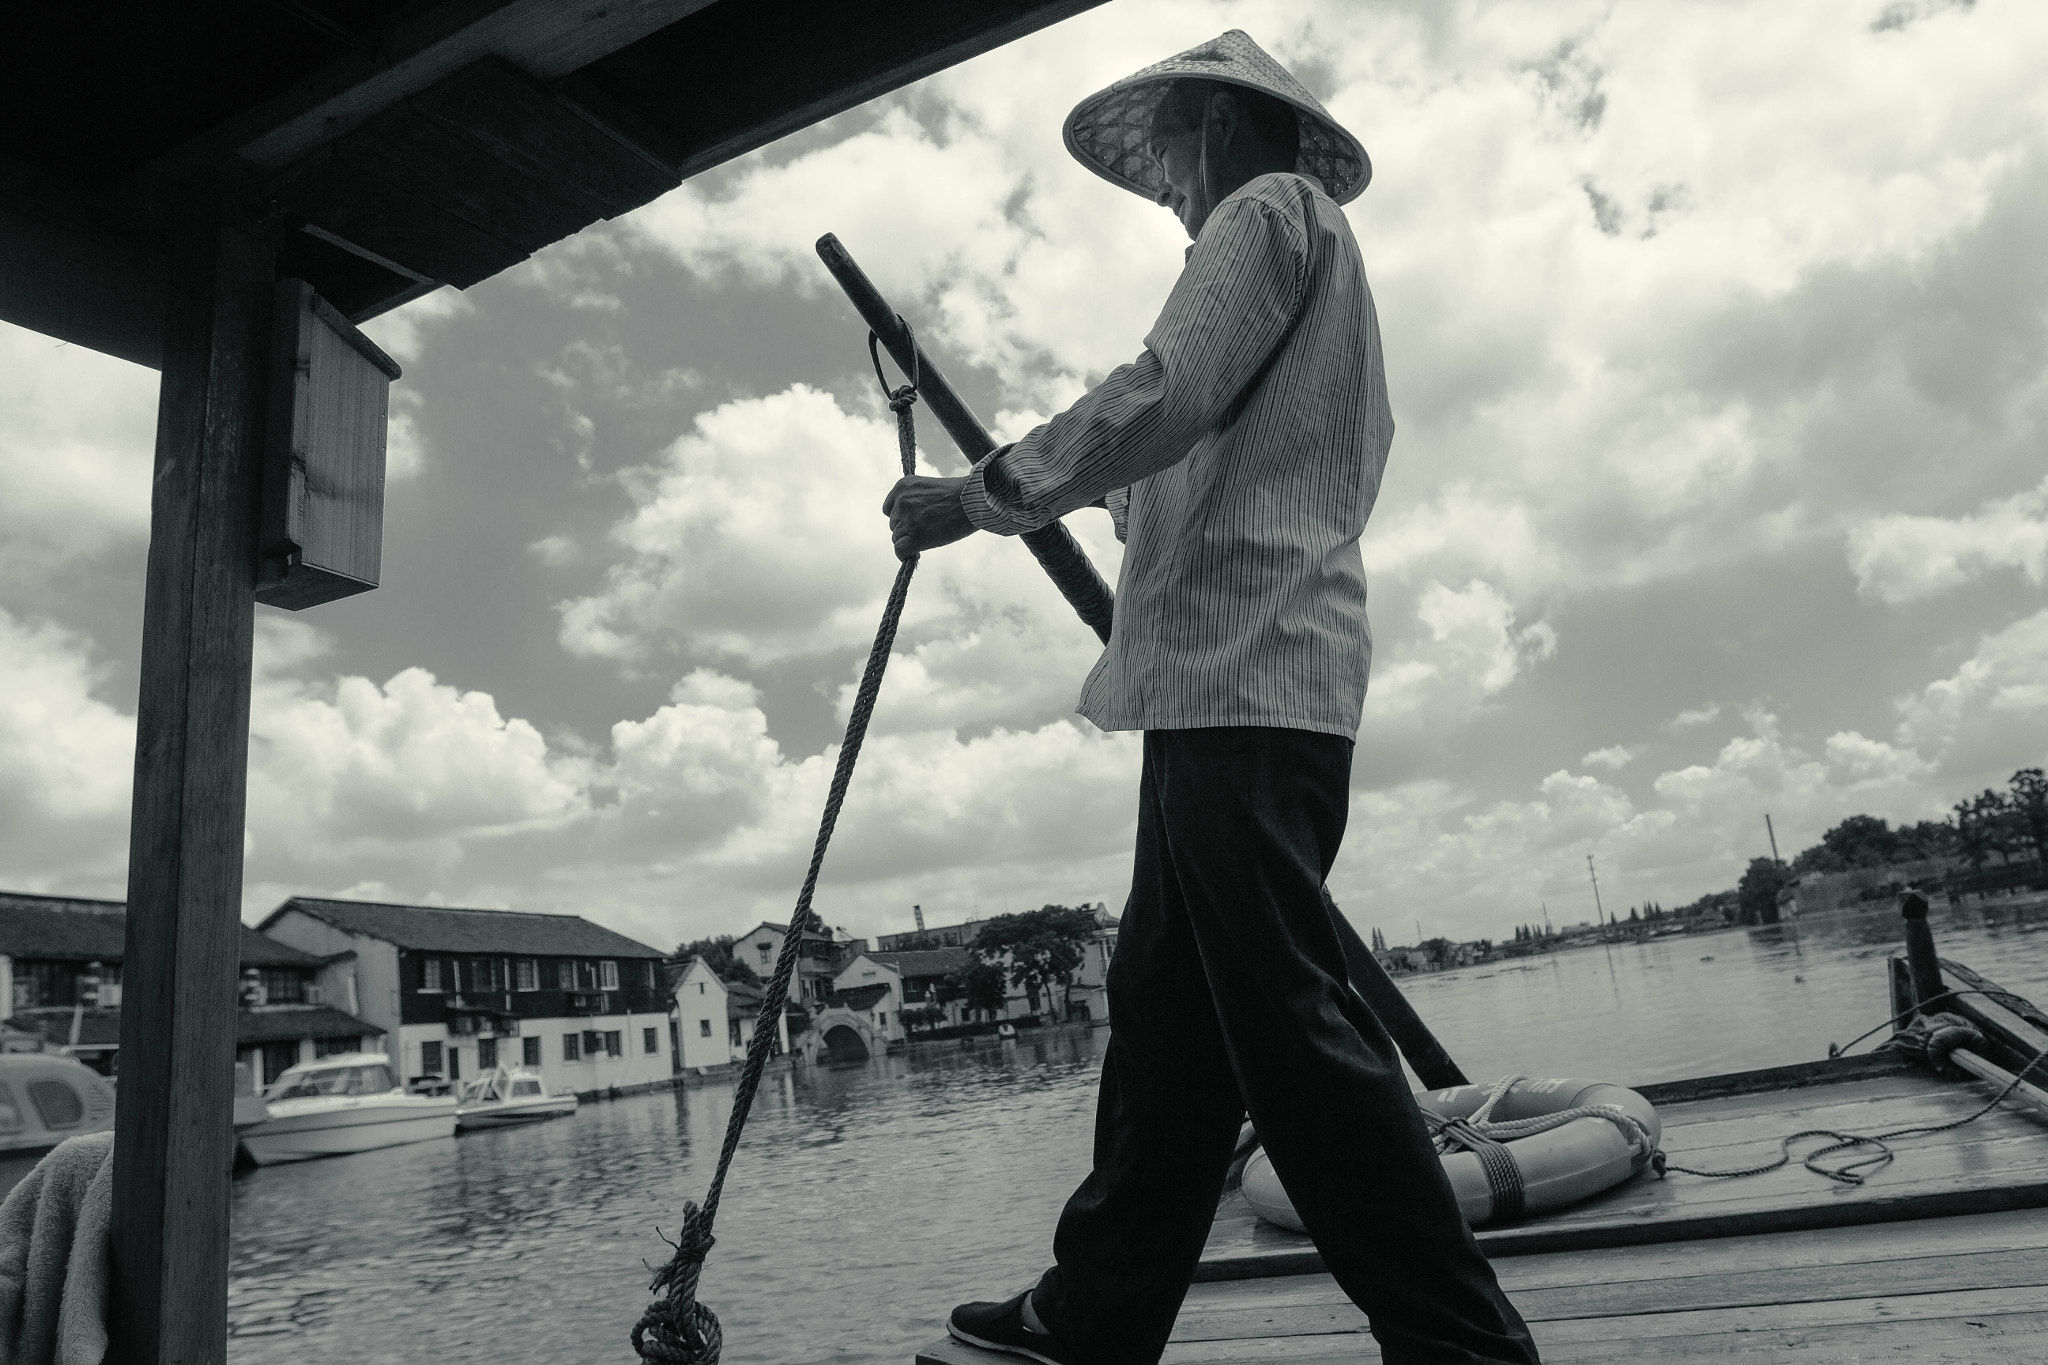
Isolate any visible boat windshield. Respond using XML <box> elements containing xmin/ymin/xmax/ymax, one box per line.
<box><xmin>461</xmin><ymin>1077</ymin><xmax>505</xmax><ymax>1103</ymax></box>
<box><xmin>267</xmin><ymin>1063</ymin><xmax>396</xmax><ymax>1100</ymax></box>
<box><xmin>510</xmin><ymin>1080</ymin><xmax>543</xmax><ymax>1097</ymax></box>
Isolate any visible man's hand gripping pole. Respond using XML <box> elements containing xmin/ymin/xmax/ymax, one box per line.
<box><xmin>815</xmin><ymin>233</ymin><xmax>1116</xmax><ymax>645</ymax></box>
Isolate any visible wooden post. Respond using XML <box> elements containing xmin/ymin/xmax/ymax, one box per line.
<box><xmin>1900</xmin><ymin>892</ymin><xmax>1946</xmax><ymax>1011</ymax></box>
<box><xmin>111</xmin><ymin>187</ymin><xmax>274</xmax><ymax>1365</ymax></box>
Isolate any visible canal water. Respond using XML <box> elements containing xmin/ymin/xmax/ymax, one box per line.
<box><xmin>202</xmin><ymin>895</ymin><xmax>2048</xmax><ymax>1362</ymax></box>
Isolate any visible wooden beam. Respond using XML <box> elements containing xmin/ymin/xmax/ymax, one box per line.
<box><xmin>109</xmin><ymin>186</ymin><xmax>272</xmax><ymax>1364</ymax></box>
<box><xmin>130</xmin><ymin>0</ymin><xmax>723</xmax><ymax>189</ymax></box>
<box><xmin>0</xmin><ymin>184</ymin><xmax>165</xmax><ymax>368</ymax></box>
<box><xmin>584</xmin><ymin>0</ymin><xmax>1111</xmax><ymax>182</ymax></box>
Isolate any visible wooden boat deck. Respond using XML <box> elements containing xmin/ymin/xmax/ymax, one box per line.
<box><xmin>919</xmin><ymin>1056</ymin><xmax>2048</xmax><ymax>1362</ymax></box>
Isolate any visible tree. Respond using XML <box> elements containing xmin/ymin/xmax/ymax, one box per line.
<box><xmin>899</xmin><ymin>1001</ymin><xmax>945</xmax><ymax>1033</ymax></box>
<box><xmin>2011</xmin><ymin>769</ymin><xmax>2048</xmax><ymax>871</ymax></box>
<box><xmin>672</xmin><ymin>935</ymin><xmax>761</xmax><ymax>986</ymax></box>
<box><xmin>945</xmin><ymin>960</ymin><xmax>1009</xmax><ymax>1021</ymax></box>
<box><xmin>1737</xmin><ymin>857</ymin><xmax>1790</xmax><ymax>925</ymax></box>
<box><xmin>971</xmin><ymin>905</ymin><xmax>1098</xmax><ymax>1021</ymax></box>
<box><xmin>1954</xmin><ymin>794</ymin><xmax>1995</xmax><ymax>873</ymax></box>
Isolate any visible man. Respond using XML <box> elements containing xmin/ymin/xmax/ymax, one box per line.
<box><xmin>884</xmin><ymin>31</ymin><xmax>1540</xmax><ymax>1365</ymax></box>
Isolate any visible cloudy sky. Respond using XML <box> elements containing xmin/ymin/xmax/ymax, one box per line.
<box><xmin>3</xmin><ymin>0</ymin><xmax>2045</xmax><ymax>953</ymax></box>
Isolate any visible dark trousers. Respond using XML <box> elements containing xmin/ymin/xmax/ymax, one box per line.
<box><xmin>1033</xmin><ymin>728</ymin><xmax>1539</xmax><ymax>1364</ymax></box>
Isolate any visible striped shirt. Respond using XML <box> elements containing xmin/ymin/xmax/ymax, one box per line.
<box><xmin>960</xmin><ymin>172</ymin><xmax>1393</xmax><ymax>739</ymax></box>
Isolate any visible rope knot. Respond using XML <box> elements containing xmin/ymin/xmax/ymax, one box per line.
<box><xmin>633</xmin><ymin>1202</ymin><xmax>724</xmax><ymax>1364</ymax></box>
<box><xmin>886</xmin><ymin>384</ymin><xmax>918</xmax><ymax>414</ymax></box>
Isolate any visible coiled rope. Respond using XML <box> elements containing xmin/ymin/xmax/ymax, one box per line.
<box><xmin>631</xmin><ymin>326</ymin><xmax>925</xmax><ymax>1365</ymax></box>
<box><xmin>1653</xmin><ymin>1004</ymin><xmax>2048</xmax><ymax>1187</ymax></box>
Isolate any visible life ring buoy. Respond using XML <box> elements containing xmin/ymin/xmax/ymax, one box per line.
<box><xmin>1239</xmin><ymin>1076</ymin><xmax>1661</xmax><ymax>1232</ymax></box>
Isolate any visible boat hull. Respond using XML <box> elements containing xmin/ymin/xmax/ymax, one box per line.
<box><xmin>241</xmin><ymin>1102</ymin><xmax>457</xmax><ymax>1165</ymax></box>
<box><xmin>457</xmin><ymin>1096</ymin><xmax>577</xmax><ymax>1130</ymax></box>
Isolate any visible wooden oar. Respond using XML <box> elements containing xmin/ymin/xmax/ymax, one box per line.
<box><xmin>815</xmin><ymin>233</ymin><xmax>1116</xmax><ymax>644</ymax></box>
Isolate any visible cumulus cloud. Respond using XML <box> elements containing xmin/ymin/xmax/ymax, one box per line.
<box><xmin>558</xmin><ymin>386</ymin><xmax>910</xmax><ymax>666</ymax></box>
<box><xmin>243</xmin><ymin>617</ymin><xmax>589</xmax><ymax>885</ymax></box>
<box><xmin>10</xmin><ymin>0</ymin><xmax>2048</xmax><ymax>952</ymax></box>
<box><xmin>0</xmin><ymin>609</ymin><xmax>134</xmax><ymax>892</ymax></box>
<box><xmin>1366</xmin><ymin>580</ymin><xmax>1557</xmax><ymax>727</ymax></box>
<box><xmin>1895</xmin><ymin>608</ymin><xmax>2048</xmax><ymax>778</ymax></box>
<box><xmin>0</xmin><ymin>322</ymin><xmax>156</xmax><ymax>579</ymax></box>
<box><xmin>1846</xmin><ymin>475</ymin><xmax>2048</xmax><ymax>604</ymax></box>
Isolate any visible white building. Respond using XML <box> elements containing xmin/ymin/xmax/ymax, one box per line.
<box><xmin>732</xmin><ymin>919</ymin><xmax>844</xmax><ymax>1007</ymax></box>
<box><xmin>258</xmin><ymin>896</ymin><xmax>672</xmax><ymax>1098</ymax></box>
<box><xmin>671</xmin><ymin>957</ymin><xmax>791</xmax><ymax>1070</ymax></box>
<box><xmin>829</xmin><ymin>953</ymin><xmax>905</xmax><ymax>1043</ymax></box>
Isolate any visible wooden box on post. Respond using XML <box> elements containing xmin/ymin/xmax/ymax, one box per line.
<box><xmin>256</xmin><ymin>279</ymin><xmax>401</xmax><ymax>609</ymax></box>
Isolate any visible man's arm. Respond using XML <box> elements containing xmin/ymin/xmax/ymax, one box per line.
<box><xmin>961</xmin><ymin>190</ymin><xmax>1307</xmax><ymax>537</ymax></box>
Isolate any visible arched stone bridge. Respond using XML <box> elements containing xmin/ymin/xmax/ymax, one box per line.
<box><xmin>803</xmin><ymin>1005</ymin><xmax>882</xmax><ymax>1063</ymax></box>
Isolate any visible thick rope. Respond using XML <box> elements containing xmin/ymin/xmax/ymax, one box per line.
<box><xmin>1424</xmin><ymin>1076</ymin><xmax>1654</xmax><ymax>1225</ymax></box>
<box><xmin>632</xmin><ymin>326</ymin><xmax>924</xmax><ymax>1365</ymax></box>
<box><xmin>1428</xmin><ymin>1075</ymin><xmax>1655</xmax><ymax>1160</ymax></box>
<box><xmin>1656</xmin><ymin>1024</ymin><xmax>2048</xmax><ymax>1187</ymax></box>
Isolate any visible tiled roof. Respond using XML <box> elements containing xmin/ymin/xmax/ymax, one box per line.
<box><xmin>825</xmin><ymin>982</ymin><xmax>892</xmax><ymax>1012</ymax></box>
<box><xmin>868</xmin><ymin>947</ymin><xmax>970</xmax><ymax>979</ymax></box>
<box><xmin>10</xmin><ymin>1008</ymin><xmax>122</xmax><ymax>1048</ymax></box>
<box><xmin>234</xmin><ymin>1006</ymin><xmax>381</xmax><ymax>1044</ymax></box>
<box><xmin>262</xmin><ymin>896</ymin><xmax>665</xmax><ymax>958</ymax></box>
<box><xmin>0</xmin><ymin>892</ymin><xmax>324</xmax><ymax>966</ymax></box>
<box><xmin>11</xmin><ymin>1004</ymin><xmax>376</xmax><ymax>1047</ymax></box>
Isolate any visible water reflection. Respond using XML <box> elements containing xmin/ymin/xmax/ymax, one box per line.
<box><xmin>204</xmin><ymin>897</ymin><xmax>2048</xmax><ymax>1365</ymax></box>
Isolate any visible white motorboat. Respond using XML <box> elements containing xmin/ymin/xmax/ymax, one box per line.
<box><xmin>455</xmin><ymin>1066</ymin><xmax>578</xmax><ymax>1130</ymax></box>
<box><xmin>0</xmin><ymin>1053</ymin><xmax>116</xmax><ymax>1156</ymax></box>
<box><xmin>239</xmin><ymin>1053</ymin><xmax>456</xmax><ymax>1166</ymax></box>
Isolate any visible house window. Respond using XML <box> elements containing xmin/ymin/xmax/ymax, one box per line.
<box><xmin>644</xmin><ymin>1027</ymin><xmax>659</xmax><ymax>1054</ymax></box>
<box><xmin>562</xmin><ymin>1033</ymin><xmax>580</xmax><ymax>1063</ymax></box>
<box><xmin>259</xmin><ymin>967</ymin><xmax>305</xmax><ymax>1004</ymax></box>
<box><xmin>698</xmin><ymin>1019</ymin><xmax>712</xmax><ymax>1038</ymax></box>
<box><xmin>599</xmin><ymin>961</ymin><xmax>619</xmax><ymax>991</ymax></box>
<box><xmin>422</xmin><ymin>959</ymin><xmax>443</xmax><ymax>991</ymax></box>
<box><xmin>729</xmin><ymin>1020</ymin><xmax>741</xmax><ymax>1048</ymax></box>
<box><xmin>313</xmin><ymin>1036</ymin><xmax>359</xmax><ymax>1059</ymax></box>
<box><xmin>448</xmin><ymin>1047</ymin><xmax>461</xmax><ymax>1080</ymax></box>
<box><xmin>523</xmin><ymin>1036</ymin><xmax>541</xmax><ymax>1067</ymax></box>
<box><xmin>582</xmin><ymin>1030</ymin><xmax>601</xmax><ymax>1057</ymax></box>
<box><xmin>468</xmin><ymin>958</ymin><xmax>505</xmax><ymax>993</ymax></box>
<box><xmin>478</xmin><ymin>1038</ymin><xmax>498</xmax><ymax>1070</ymax></box>
<box><xmin>878</xmin><ymin>1012</ymin><xmax>887</xmax><ymax>1031</ymax></box>
<box><xmin>604</xmin><ymin>1030</ymin><xmax>622</xmax><ymax>1058</ymax></box>
<box><xmin>515</xmin><ymin>959</ymin><xmax>538</xmax><ymax>991</ymax></box>
<box><xmin>757</xmin><ymin>943</ymin><xmax>771</xmax><ymax>961</ymax></box>
<box><xmin>556</xmin><ymin>960</ymin><xmax>576</xmax><ymax>990</ymax></box>
<box><xmin>644</xmin><ymin>961</ymin><xmax>658</xmax><ymax>990</ymax></box>
<box><xmin>697</xmin><ymin>982</ymin><xmax>705</xmax><ymax>995</ymax></box>
<box><xmin>421</xmin><ymin>1040</ymin><xmax>444</xmax><ymax>1076</ymax></box>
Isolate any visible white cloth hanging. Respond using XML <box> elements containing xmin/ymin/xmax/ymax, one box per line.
<box><xmin>0</xmin><ymin>1131</ymin><xmax>113</xmax><ymax>1365</ymax></box>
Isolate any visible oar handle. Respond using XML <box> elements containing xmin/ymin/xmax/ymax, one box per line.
<box><xmin>816</xmin><ymin>233</ymin><xmax>1115</xmax><ymax>645</ymax></box>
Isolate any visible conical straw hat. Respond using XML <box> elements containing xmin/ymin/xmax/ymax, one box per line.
<box><xmin>1063</xmin><ymin>30</ymin><xmax>1371</xmax><ymax>206</ymax></box>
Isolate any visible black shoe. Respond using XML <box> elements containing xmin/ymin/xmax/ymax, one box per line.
<box><xmin>947</xmin><ymin>1289</ymin><xmax>1078</xmax><ymax>1364</ymax></box>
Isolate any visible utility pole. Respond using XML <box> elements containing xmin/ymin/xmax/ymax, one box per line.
<box><xmin>1415</xmin><ymin>918</ymin><xmax>1424</xmax><ymax>945</ymax></box>
<box><xmin>1542</xmin><ymin>902</ymin><xmax>1551</xmax><ymax>936</ymax></box>
<box><xmin>1765</xmin><ymin>814</ymin><xmax>1783</xmax><ymax>865</ymax></box>
<box><xmin>1587</xmin><ymin>853</ymin><xmax>1606</xmax><ymax>924</ymax></box>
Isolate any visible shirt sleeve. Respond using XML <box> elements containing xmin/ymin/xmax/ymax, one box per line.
<box><xmin>960</xmin><ymin>187</ymin><xmax>1309</xmax><ymax>536</ymax></box>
